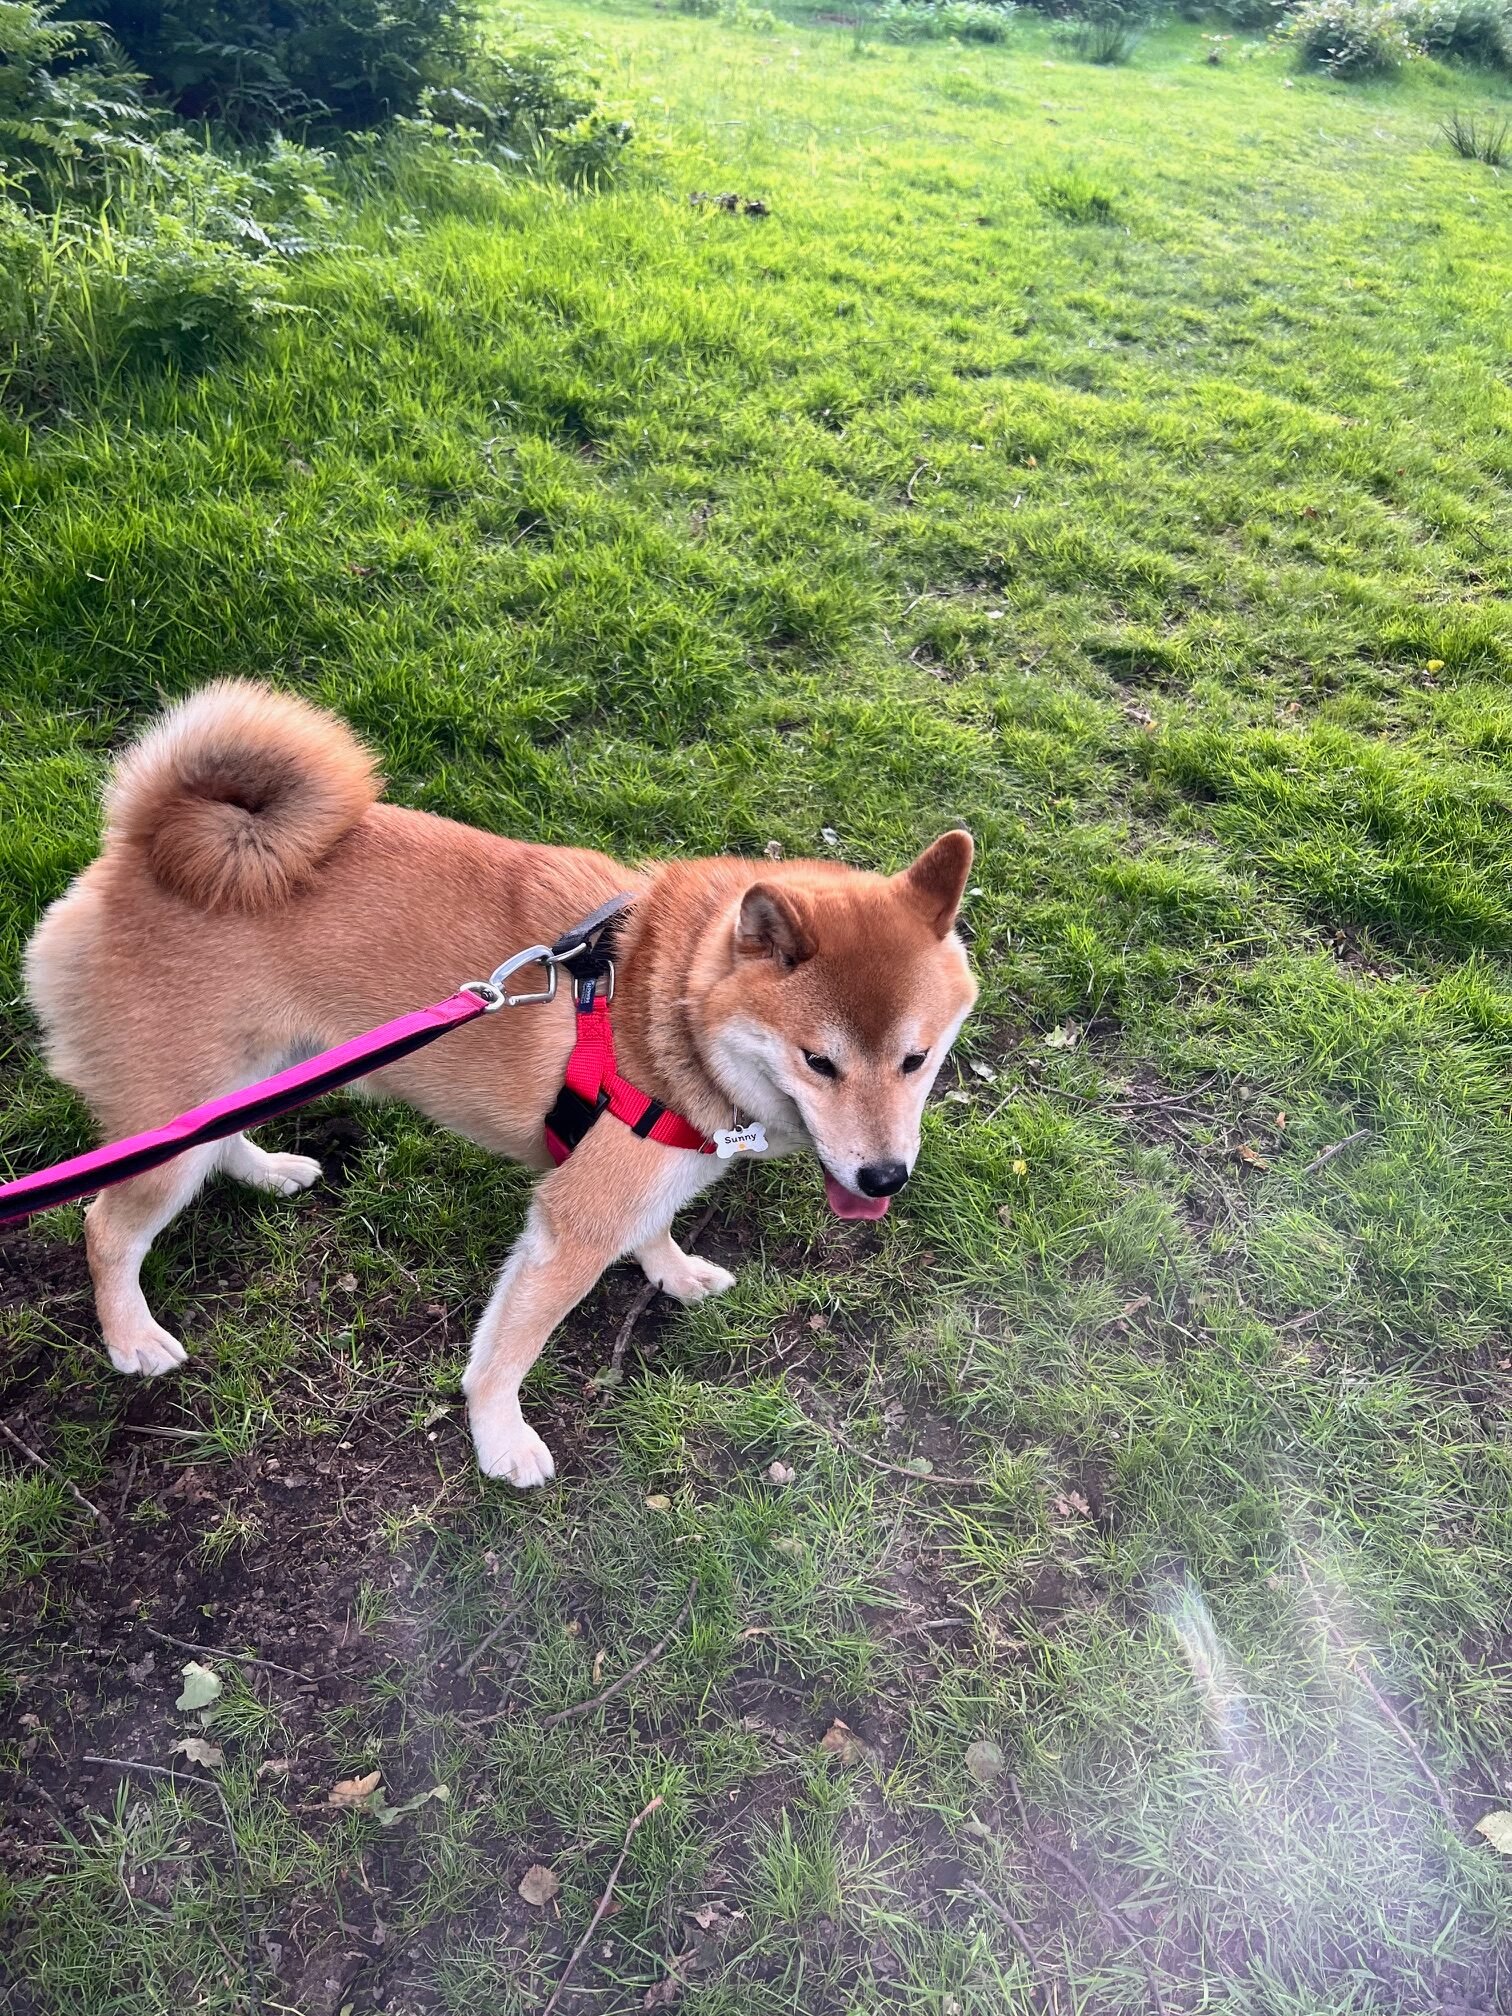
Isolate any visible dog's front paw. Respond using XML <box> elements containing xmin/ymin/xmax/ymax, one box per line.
<box><xmin>470</xmin><ymin>1403</ymin><xmax>557</xmax><ymax>1488</ymax></box>
<box><xmin>656</xmin><ymin>1252</ymin><xmax>737</xmax><ymax>1305</ymax></box>
<box><xmin>107</xmin><ymin>1324</ymin><xmax>188</xmax><ymax>1377</ymax></box>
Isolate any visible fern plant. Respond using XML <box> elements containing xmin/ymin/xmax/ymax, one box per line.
<box><xmin>0</xmin><ymin>0</ymin><xmax>151</xmax><ymax>188</ymax></box>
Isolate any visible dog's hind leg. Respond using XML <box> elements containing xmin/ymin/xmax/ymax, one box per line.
<box><xmin>634</xmin><ymin>1229</ymin><xmax>735</xmax><ymax>1305</ymax></box>
<box><xmin>221</xmin><ymin>1133</ymin><xmax>323</xmax><ymax>1199</ymax></box>
<box><xmin>85</xmin><ymin>1145</ymin><xmax>224</xmax><ymax>1376</ymax></box>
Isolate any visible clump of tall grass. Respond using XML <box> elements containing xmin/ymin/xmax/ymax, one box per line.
<box><xmin>1439</xmin><ymin>105</ymin><xmax>1510</xmax><ymax>157</ymax></box>
<box><xmin>1059</xmin><ymin>1</ymin><xmax>1149</xmax><ymax>64</ymax></box>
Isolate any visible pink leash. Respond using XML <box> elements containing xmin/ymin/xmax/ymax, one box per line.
<box><xmin>0</xmin><ymin>990</ymin><xmax>489</xmax><ymax>1227</ymax></box>
<box><xmin>0</xmin><ymin>911</ymin><xmax>633</xmax><ymax>1230</ymax></box>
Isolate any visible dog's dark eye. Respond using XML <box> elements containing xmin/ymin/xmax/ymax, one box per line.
<box><xmin>803</xmin><ymin>1052</ymin><xmax>839</xmax><ymax>1079</ymax></box>
<box><xmin>901</xmin><ymin>1052</ymin><xmax>928</xmax><ymax>1075</ymax></box>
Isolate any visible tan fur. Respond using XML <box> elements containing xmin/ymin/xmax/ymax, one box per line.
<box><xmin>24</xmin><ymin>681</ymin><xmax>978</xmax><ymax>1484</ymax></box>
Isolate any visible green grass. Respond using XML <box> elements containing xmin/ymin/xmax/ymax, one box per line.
<box><xmin>3</xmin><ymin>5</ymin><xmax>1512</xmax><ymax>2012</ymax></box>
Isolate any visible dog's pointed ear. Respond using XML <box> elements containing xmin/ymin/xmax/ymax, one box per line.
<box><xmin>899</xmin><ymin>831</ymin><xmax>973</xmax><ymax>938</ymax></box>
<box><xmin>735</xmin><ymin>883</ymin><xmax>815</xmax><ymax>968</ymax></box>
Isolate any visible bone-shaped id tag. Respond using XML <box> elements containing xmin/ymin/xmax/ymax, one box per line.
<box><xmin>713</xmin><ymin>1121</ymin><xmax>768</xmax><ymax>1159</ymax></box>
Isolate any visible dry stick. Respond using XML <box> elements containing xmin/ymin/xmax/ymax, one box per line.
<box><xmin>609</xmin><ymin>1281</ymin><xmax>658</xmax><ymax>1375</ymax></box>
<box><xmin>141</xmin><ymin>1624</ymin><xmax>318</xmax><ymax>1687</ymax></box>
<box><xmin>1008</xmin><ymin>1777</ymin><xmax>1167</xmax><ymax>2016</ymax></box>
<box><xmin>812</xmin><ymin>1417</ymin><xmax>985</xmax><ymax>1492</ymax></box>
<box><xmin>84</xmin><ymin>1754</ymin><xmax>260</xmax><ymax>2016</ymax></box>
<box><xmin>1273</xmin><ymin>1292</ymin><xmax>1347</xmax><ymax>1335</ymax></box>
<box><xmin>1300</xmin><ymin>1127</ymin><xmax>1371</xmax><ymax>1178</ymax></box>
<box><xmin>962</xmin><ymin>1878</ymin><xmax>1052</xmax><ymax>2014</ymax></box>
<box><xmin>540</xmin><ymin>1580</ymin><xmax>698</xmax><ymax>1730</ymax></box>
<box><xmin>456</xmin><ymin>1598</ymin><xmax>525</xmax><ymax>1679</ymax></box>
<box><xmin>540</xmin><ymin>1794</ymin><xmax>665</xmax><ymax>2016</ymax></box>
<box><xmin>115</xmin><ymin>1446</ymin><xmax>140</xmax><ymax>1524</ymax></box>
<box><xmin>610</xmin><ymin>1207</ymin><xmax>718</xmax><ymax>1374</ymax></box>
<box><xmin>1293</xmin><ymin>1555</ymin><xmax>1457</xmax><ymax>1829</ymax></box>
<box><xmin>0</xmin><ymin>1417</ymin><xmax>110</xmax><ymax>1526</ymax></box>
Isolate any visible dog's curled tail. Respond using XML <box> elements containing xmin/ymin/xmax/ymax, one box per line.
<box><xmin>104</xmin><ymin>680</ymin><xmax>380</xmax><ymax>914</ymax></box>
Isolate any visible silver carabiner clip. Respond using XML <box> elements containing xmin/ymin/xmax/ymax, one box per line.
<box><xmin>488</xmin><ymin>942</ymin><xmax>559</xmax><ymax>1006</ymax></box>
<box><xmin>460</xmin><ymin>943</ymin><xmax>558</xmax><ymax>1012</ymax></box>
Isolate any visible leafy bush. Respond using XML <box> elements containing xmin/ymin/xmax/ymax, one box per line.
<box><xmin>362</xmin><ymin>90</ymin><xmax>631</xmax><ymax>205</ymax></box>
<box><xmin>1406</xmin><ymin>0</ymin><xmax>1512</xmax><ymax>64</ymax></box>
<box><xmin>68</xmin><ymin>0</ymin><xmax>483</xmax><ymax>131</ymax></box>
<box><xmin>0</xmin><ymin>131</ymin><xmax>333</xmax><ymax>402</ymax></box>
<box><xmin>0</xmin><ymin>0</ymin><xmax>150</xmax><ymax>187</ymax></box>
<box><xmin>1206</xmin><ymin>0</ymin><xmax>1289</xmax><ymax>27</ymax></box>
<box><xmin>1283</xmin><ymin>0</ymin><xmax>1416</xmax><ymax>70</ymax></box>
<box><xmin>876</xmin><ymin>0</ymin><xmax>1016</xmax><ymax>38</ymax></box>
<box><xmin>363</xmin><ymin>36</ymin><xmax>631</xmax><ymax>192</ymax></box>
<box><xmin>1</xmin><ymin>2</ymin><xmax>632</xmax><ymax>411</ymax></box>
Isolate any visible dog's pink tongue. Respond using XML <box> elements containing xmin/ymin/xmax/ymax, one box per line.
<box><xmin>824</xmin><ymin>1172</ymin><xmax>891</xmax><ymax>1221</ymax></box>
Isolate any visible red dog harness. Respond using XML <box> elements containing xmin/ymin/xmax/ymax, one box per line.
<box><xmin>542</xmin><ymin>906</ymin><xmax>718</xmax><ymax>1165</ymax></box>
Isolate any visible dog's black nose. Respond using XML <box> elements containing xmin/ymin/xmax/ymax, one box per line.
<box><xmin>856</xmin><ymin>1160</ymin><xmax>908</xmax><ymax>1197</ymax></box>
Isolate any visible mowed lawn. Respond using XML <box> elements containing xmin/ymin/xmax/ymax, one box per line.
<box><xmin>4</xmin><ymin>4</ymin><xmax>1512</xmax><ymax>2010</ymax></box>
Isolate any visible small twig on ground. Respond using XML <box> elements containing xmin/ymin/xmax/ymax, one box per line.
<box><xmin>84</xmin><ymin>1755</ymin><xmax>260</xmax><ymax>2015</ymax></box>
<box><xmin>962</xmin><ymin>1878</ymin><xmax>1052</xmax><ymax>2012</ymax></box>
<box><xmin>906</xmin><ymin>459</ymin><xmax>931</xmax><ymax>502</ymax></box>
<box><xmin>141</xmin><ymin>1625</ymin><xmax>317</xmax><ymax>1687</ymax></box>
<box><xmin>115</xmin><ymin>1446</ymin><xmax>139</xmax><ymax>1524</ymax></box>
<box><xmin>611</xmin><ymin>1207</ymin><xmax>717</xmax><ymax>1374</ymax></box>
<box><xmin>457</xmin><ymin>1598</ymin><xmax>525</xmax><ymax>1678</ymax></box>
<box><xmin>540</xmin><ymin>1580</ymin><xmax>698</xmax><ymax>1730</ymax></box>
<box><xmin>1300</xmin><ymin>1128</ymin><xmax>1370</xmax><ymax>1178</ymax></box>
<box><xmin>1008</xmin><ymin>1776</ymin><xmax>1166</xmax><ymax>2016</ymax></box>
<box><xmin>0</xmin><ymin>1417</ymin><xmax>110</xmax><ymax>1527</ymax></box>
<box><xmin>806</xmin><ymin>1415</ymin><xmax>985</xmax><ymax>1491</ymax></box>
<box><xmin>1293</xmin><ymin>1555</ymin><xmax>1457</xmax><ymax>1829</ymax></box>
<box><xmin>1273</xmin><ymin>1293</ymin><xmax>1347</xmax><ymax>1335</ymax></box>
<box><xmin>540</xmin><ymin>1794</ymin><xmax>665</xmax><ymax>2016</ymax></box>
<box><xmin>610</xmin><ymin>1280</ymin><xmax>658</xmax><ymax>1375</ymax></box>
<box><xmin>457</xmin><ymin>1695</ymin><xmax>519</xmax><ymax>1731</ymax></box>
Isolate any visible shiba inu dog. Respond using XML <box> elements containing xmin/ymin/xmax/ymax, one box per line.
<box><xmin>23</xmin><ymin>683</ymin><xmax>978</xmax><ymax>1484</ymax></box>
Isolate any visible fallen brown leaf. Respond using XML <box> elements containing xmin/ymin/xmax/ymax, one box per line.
<box><xmin>172</xmin><ymin>1737</ymin><xmax>224</xmax><ymax>1769</ymax></box>
<box><xmin>518</xmin><ymin>1863</ymin><xmax>560</xmax><ymax>1908</ymax></box>
<box><xmin>327</xmin><ymin>1769</ymin><xmax>382</xmax><ymax>1810</ymax></box>
<box><xmin>819</xmin><ymin>1718</ymin><xmax>866</xmax><ymax>1765</ymax></box>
